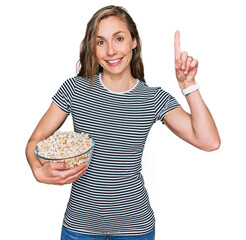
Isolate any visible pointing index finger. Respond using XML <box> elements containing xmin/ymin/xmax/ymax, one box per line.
<box><xmin>174</xmin><ymin>30</ymin><xmax>181</xmax><ymax>60</ymax></box>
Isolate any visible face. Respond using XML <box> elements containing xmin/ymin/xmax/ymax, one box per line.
<box><xmin>95</xmin><ymin>16</ymin><xmax>137</xmax><ymax>77</ymax></box>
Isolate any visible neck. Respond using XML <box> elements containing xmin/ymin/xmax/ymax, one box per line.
<box><xmin>101</xmin><ymin>71</ymin><xmax>136</xmax><ymax>92</ymax></box>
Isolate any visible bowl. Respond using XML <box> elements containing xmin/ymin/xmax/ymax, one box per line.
<box><xmin>35</xmin><ymin>136</ymin><xmax>95</xmax><ymax>168</ymax></box>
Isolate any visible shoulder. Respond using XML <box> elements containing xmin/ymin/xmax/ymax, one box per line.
<box><xmin>137</xmin><ymin>80</ymin><xmax>169</xmax><ymax>97</ymax></box>
<box><xmin>61</xmin><ymin>75</ymin><xmax>91</xmax><ymax>90</ymax></box>
<box><xmin>138</xmin><ymin>81</ymin><xmax>179</xmax><ymax>109</ymax></box>
<box><xmin>66</xmin><ymin>75</ymin><xmax>90</xmax><ymax>84</ymax></box>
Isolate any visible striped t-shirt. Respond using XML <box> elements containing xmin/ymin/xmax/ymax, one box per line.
<box><xmin>52</xmin><ymin>73</ymin><xmax>180</xmax><ymax>236</ymax></box>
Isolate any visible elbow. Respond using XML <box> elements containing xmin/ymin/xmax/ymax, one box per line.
<box><xmin>201</xmin><ymin>138</ymin><xmax>221</xmax><ymax>152</ymax></box>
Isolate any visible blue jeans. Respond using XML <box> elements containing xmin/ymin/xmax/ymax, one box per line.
<box><xmin>61</xmin><ymin>226</ymin><xmax>155</xmax><ymax>240</ymax></box>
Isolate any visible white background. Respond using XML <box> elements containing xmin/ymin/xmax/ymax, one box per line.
<box><xmin>1</xmin><ymin>0</ymin><xmax>245</xmax><ymax>239</ymax></box>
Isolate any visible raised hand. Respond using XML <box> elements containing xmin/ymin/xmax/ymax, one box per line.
<box><xmin>174</xmin><ymin>31</ymin><xmax>198</xmax><ymax>89</ymax></box>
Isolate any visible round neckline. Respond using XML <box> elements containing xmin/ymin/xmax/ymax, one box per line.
<box><xmin>99</xmin><ymin>73</ymin><xmax>139</xmax><ymax>95</ymax></box>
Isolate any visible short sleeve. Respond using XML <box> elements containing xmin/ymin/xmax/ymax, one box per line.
<box><xmin>154</xmin><ymin>87</ymin><xmax>180</xmax><ymax>124</ymax></box>
<box><xmin>52</xmin><ymin>78</ymin><xmax>76</xmax><ymax>115</ymax></box>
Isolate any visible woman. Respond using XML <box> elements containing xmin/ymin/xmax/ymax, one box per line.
<box><xmin>26</xmin><ymin>5</ymin><xmax>220</xmax><ymax>240</ymax></box>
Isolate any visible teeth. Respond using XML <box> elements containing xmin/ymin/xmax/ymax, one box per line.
<box><xmin>107</xmin><ymin>58</ymin><xmax>121</xmax><ymax>63</ymax></box>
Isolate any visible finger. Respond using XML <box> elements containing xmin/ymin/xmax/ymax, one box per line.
<box><xmin>75</xmin><ymin>166</ymin><xmax>88</xmax><ymax>179</ymax></box>
<box><xmin>53</xmin><ymin>163</ymin><xmax>88</xmax><ymax>185</ymax></box>
<box><xmin>184</xmin><ymin>56</ymin><xmax>193</xmax><ymax>74</ymax></box>
<box><xmin>190</xmin><ymin>58</ymin><xmax>198</xmax><ymax>68</ymax></box>
<box><xmin>63</xmin><ymin>166</ymin><xmax>88</xmax><ymax>184</ymax></box>
<box><xmin>174</xmin><ymin>30</ymin><xmax>181</xmax><ymax>61</ymax></box>
<box><xmin>52</xmin><ymin>162</ymin><xmax>86</xmax><ymax>179</ymax></box>
<box><xmin>181</xmin><ymin>51</ymin><xmax>188</xmax><ymax>70</ymax></box>
<box><xmin>50</xmin><ymin>162</ymin><xmax>70</xmax><ymax>170</ymax></box>
<box><xmin>64</xmin><ymin>162</ymin><xmax>87</xmax><ymax>176</ymax></box>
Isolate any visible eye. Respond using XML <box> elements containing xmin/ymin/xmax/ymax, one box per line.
<box><xmin>97</xmin><ymin>40</ymin><xmax>105</xmax><ymax>45</ymax></box>
<box><xmin>116</xmin><ymin>37</ymin><xmax>123</xmax><ymax>42</ymax></box>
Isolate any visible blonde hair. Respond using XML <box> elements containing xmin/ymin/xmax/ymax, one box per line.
<box><xmin>76</xmin><ymin>5</ymin><xmax>145</xmax><ymax>90</ymax></box>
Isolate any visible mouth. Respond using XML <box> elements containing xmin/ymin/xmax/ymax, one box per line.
<box><xmin>105</xmin><ymin>57</ymin><xmax>123</xmax><ymax>66</ymax></box>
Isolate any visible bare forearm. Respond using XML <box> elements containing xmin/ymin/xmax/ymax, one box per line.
<box><xmin>185</xmin><ymin>90</ymin><xmax>220</xmax><ymax>151</ymax></box>
<box><xmin>26</xmin><ymin>137</ymin><xmax>43</xmax><ymax>174</ymax></box>
<box><xmin>26</xmin><ymin>102</ymin><xmax>67</xmax><ymax>172</ymax></box>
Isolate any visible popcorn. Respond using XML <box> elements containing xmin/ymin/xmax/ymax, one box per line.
<box><xmin>36</xmin><ymin>131</ymin><xmax>94</xmax><ymax>168</ymax></box>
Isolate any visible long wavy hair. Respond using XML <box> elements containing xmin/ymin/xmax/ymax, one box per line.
<box><xmin>76</xmin><ymin>5</ymin><xmax>145</xmax><ymax>90</ymax></box>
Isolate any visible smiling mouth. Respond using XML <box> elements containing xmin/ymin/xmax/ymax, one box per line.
<box><xmin>106</xmin><ymin>57</ymin><xmax>123</xmax><ymax>65</ymax></box>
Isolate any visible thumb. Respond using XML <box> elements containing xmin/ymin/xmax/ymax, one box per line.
<box><xmin>50</xmin><ymin>162</ymin><xmax>71</xmax><ymax>170</ymax></box>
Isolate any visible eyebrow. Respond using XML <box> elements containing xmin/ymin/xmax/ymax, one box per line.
<box><xmin>96</xmin><ymin>31</ymin><xmax>125</xmax><ymax>39</ymax></box>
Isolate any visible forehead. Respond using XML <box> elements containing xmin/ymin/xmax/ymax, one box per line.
<box><xmin>97</xmin><ymin>16</ymin><xmax>130</xmax><ymax>37</ymax></box>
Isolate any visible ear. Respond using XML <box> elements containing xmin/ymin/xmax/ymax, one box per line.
<box><xmin>132</xmin><ymin>37</ymin><xmax>137</xmax><ymax>49</ymax></box>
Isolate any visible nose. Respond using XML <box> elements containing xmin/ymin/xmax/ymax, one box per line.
<box><xmin>107</xmin><ymin>42</ymin><xmax>117</xmax><ymax>56</ymax></box>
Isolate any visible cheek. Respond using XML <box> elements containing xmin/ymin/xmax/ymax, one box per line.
<box><xmin>120</xmin><ymin>43</ymin><xmax>133</xmax><ymax>55</ymax></box>
<box><xmin>95</xmin><ymin>47</ymin><xmax>103</xmax><ymax>59</ymax></box>
<box><xmin>95</xmin><ymin>49</ymin><xmax>100</xmax><ymax>59</ymax></box>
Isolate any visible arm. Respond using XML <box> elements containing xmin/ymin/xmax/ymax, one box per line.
<box><xmin>25</xmin><ymin>102</ymin><xmax>88</xmax><ymax>185</ymax></box>
<box><xmin>162</xmin><ymin>31</ymin><xmax>220</xmax><ymax>151</ymax></box>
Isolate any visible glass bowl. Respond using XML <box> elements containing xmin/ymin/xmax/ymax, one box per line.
<box><xmin>35</xmin><ymin>138</ymin><xmax>95</xmax><ymax>168</ymax></box>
